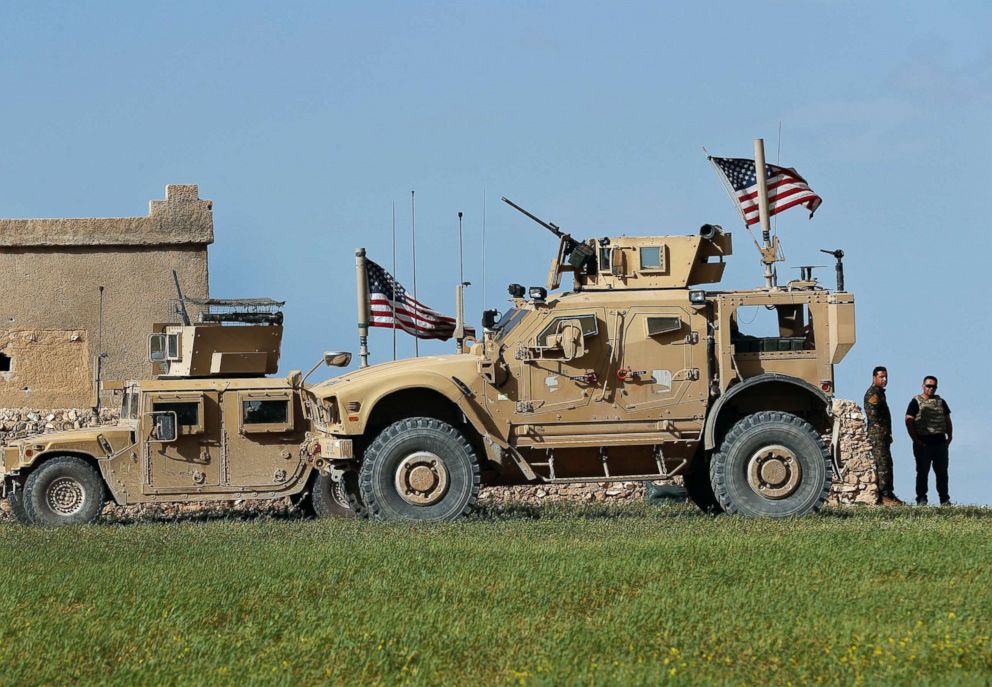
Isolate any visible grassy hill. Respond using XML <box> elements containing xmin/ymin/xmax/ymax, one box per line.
<box><xmin>1</xmin><ymin>503</ymin><xmax>990</xmax><ymax>685</ymax></box>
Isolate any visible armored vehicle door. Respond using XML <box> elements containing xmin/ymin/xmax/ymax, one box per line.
<box><xmin>616</xmin><ymin>304</ymin><xmax>709</xmax><ymax>426</ymax></box>
<box><xmin>219</xmin><ymin>389</ymin><xmax>306</xmax><ymax>490</ymax></box>
<box><xmin>141</xmin><ymin>390</ymin><xmax>222</xmax><ymax>493</ymax></box>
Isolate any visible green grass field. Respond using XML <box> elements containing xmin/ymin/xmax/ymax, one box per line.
<box><xmin>1</xmin><ymin>503</ymin><xmax>990</xmax><ymax>686</ymax></box>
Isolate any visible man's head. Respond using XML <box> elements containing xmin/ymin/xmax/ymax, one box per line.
<box><xmin>921</xmin><ymin>375</ymin><xmax>938</xmax><ymax>398</ymax></box>
<box><xmin>872</xmin><ymin>366</ymin><xmax>888</xmax><ymax>387</ymax></box>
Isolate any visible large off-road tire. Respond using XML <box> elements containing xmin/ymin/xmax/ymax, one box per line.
<box><xmin>359</xmin><ymin>417</ymin><xmax>480</xmax><ymax>522</ymax></box>
<box><xmin>710</xmin><ymin>411</ymin><xmax>831</xmax><ymax>518</ymax></box>
<box><xmin>683</xmin><ymin>452</ymin><xmax>723</xmax><ymax>514</ymax></box>
<box><xmin>22</xmin><ymin>456</ymin><xmax>105</xmax><ymax>527</ymax></box>
<box><xmin>7</xmin><ymin>483</ymin><xmax>32</xmax><ymax>524</ymax></box>
<box><xmin>311</xmin><ymin>470</ymin><xmax>366</xmax><ymax>519</ymax></box>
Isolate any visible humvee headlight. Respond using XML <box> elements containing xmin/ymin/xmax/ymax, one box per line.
<box><xmin>689</xmin><ymin>290</ymin><xmax>706</xmax><ymax>304</ymax></box>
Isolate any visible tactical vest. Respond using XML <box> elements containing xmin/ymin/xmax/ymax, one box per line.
<box><xmin>913</xmin><ymin>394</ymin><xmax>947</xmax><ymax>436</ymax></box>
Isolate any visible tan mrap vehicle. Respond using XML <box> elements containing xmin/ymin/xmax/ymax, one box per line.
<box><xmin>303</xmin><ymin>199</ymin><xmax>855</xmax><ymax>520</ymax></box>
<box><xmin>2</xmin><ymin>299</ymin><xmax>352</xmax><ymax>526</ymax></box>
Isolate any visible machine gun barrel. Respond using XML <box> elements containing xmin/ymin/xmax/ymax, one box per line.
<box><xmin>500</xmin><ymin>196</ymin><xmax>568</xmax><ymax>241</ymax></box>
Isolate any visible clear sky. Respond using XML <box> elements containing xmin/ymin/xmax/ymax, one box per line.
<box><xmin>2</xmin><ymin>2</ymin><xmax>989</xmax><ymax>503</ymax></box>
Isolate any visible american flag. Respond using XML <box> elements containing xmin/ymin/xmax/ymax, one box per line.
<box><xmin>710</xmin><ymin>156</ymin><xmax>822</xmax><ymax>226</ymax></box>
<box><xmin>366</xmin><ymin>259</ymin><xmax>474</xmax><ymax>340</ymax></box>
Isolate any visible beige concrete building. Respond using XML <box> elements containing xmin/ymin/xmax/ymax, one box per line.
<box><xmin>0</xmin><ymin>184</ymin><xmax>212</xmax><ymax>409</ymax></box>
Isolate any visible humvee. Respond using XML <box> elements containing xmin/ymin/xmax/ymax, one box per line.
<box><xmin>303</xmin><ymin>200</ymin><xmax>855</xmax><ymax>520</ymax></box>
<box><xmin>1</xmin><ymin>298</ymin><xmax>352</xmax><ymax>526</ymax></box>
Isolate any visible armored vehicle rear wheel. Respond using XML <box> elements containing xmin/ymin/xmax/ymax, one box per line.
<box><xmin>7</xmin><ymin>483</ymin><xmax>32</xmax><ymax>524</ymax></box>
<box><xmin>359</xmin><ymin>417</ymin><xmax>480</xmax><ymax>522</ymax></box>
<box><xmin>22</xmin><ymin>456</ymin><xmax>105</xmax><ymax>527</ymax></box>
<box><xmin>710</xmin><ymin>411</ymin><xmax>831</xmax><ymax>517</ymax></box>
<box><xmin>312</xmin><ymin>470</ymin><xmax>366</xmax><ymax>519</ymax></box>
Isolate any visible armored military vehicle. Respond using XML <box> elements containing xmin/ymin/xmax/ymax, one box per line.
<box><xmin>304</xmin><ymin>198</ymin><xmax>855</xmax><ymax>520</ymax></box>
<box><xmin>2</xmin><ymin>297</ymin><xmax>351</xmax><ymax>526</ymax></box>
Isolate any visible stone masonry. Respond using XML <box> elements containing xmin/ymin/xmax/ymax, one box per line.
<box><xmin>0</xmin><ymin>185</ymin><xmax>212</xmax><ymax>408</ymax></box>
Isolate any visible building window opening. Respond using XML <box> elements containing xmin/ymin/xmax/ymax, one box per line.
<box><xmin>0</xmin><ymin>353</ymin><xmax>11</xmax><ymax>373</ymax></box>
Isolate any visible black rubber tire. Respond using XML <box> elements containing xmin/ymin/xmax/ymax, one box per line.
<box><xmin>7</xmin><ymin>483</ymin><xmax>33</xmax><ymax>524</ymax></box>
<box><xmin>359</xmin><ymin>417</ymin><xmax>480</xmax><ymax>522</ymax></box>
<box><xmin>311</xmin><ymin>470</ymin><xmax>365</xmax><ymax>519</ymax></box>
<box><xmin>22</xmin><ymin>456</ymin><xmax>105</xmax><ymax>527</ymax></box>
<box><xmin>683</xmin><ymin>452</ymin><xmax>723</xmax><ymax>514</ymax></box>
<box><xmin>710</xmin><ymin>411</ymin><xmax>831</xmax><ymax>518</ymax></box>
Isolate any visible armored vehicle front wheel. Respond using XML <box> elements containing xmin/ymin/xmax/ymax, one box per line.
<box><xmin>710</xmin><ymin>411</ymin><xmax>831</xmax><ymax>517</ymax></box>
<box><xmin>311</xmin><ymin>470</ymin><xmax>366</xmax><ymax>519</ymax></box>
<box><xmin>22</xmin><ymin>456</ymin><xmax>105</xmax><ymax>527</ymax></box>
<box><xmin>7</xmin><ymin>483</ymin><xmax>33</xmax><ymax>524</ymax></box>
<box><xmin>359</xmin><ymin>417</ymin><xmax>480</xmax><ymax>522</ymax></box>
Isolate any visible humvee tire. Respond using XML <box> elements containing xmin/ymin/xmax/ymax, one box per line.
<box><xmin>311</xmin><ymin>471</ymin><xmax>365</xmax><ymax>519</ymax></box>
<box><xmin>22</xmin><ymin>456</ymin><xmax>105</xmax><ymax>526</ymax></box>
<box><xmin>359</xmin><ymin>417</ymin><xmax>480</xmax><ymax>522</ymax></box>
<box><xmin>7</xmin><ymin>483</ymin><xmax>32</xmax><ymax>524</ymax></box>
<box><xmin>710</xmin><ymin>411</ymin><xmax>831</xmax><ymax>518</ymax></box>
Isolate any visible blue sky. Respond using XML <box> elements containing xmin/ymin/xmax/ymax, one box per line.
<box><xmin>2</xmin><ymin>2</ymin><xmax>989</xmax><ymax>503</ymax></box>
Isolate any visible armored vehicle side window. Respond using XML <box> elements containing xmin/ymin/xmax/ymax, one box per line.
<box><xmin>536</xmin><ymin>314</ymin><xmax>599</xmax><ymax>347</ymax></box>
<box><xmin>639</xmin><ymin>245</ymin><xmax>665</xmax><ymax>271</ymax></box>
<box><xmin>731</xmin><ymin>305</ymin><xmax>814</xmax><ymax>353</ymax></box>
<box><xmin>152</xmin><ymin>401</ymin><xmax>203</xmax><ymax>434</ymax></box>
<box><xmin>239</xmin><ymin>391</ymin><xmax>294</xmax><ymax>433</ymax></box>
<box><xmin>646</xmin><ymin>316</ymin><xmax>683</xmax><ymax>337</ymax></box>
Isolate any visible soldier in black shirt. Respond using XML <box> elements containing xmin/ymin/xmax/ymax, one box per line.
<box><xmin>864</xmin><ymin>365</ymin><xmax>902</xmax><ymax>505</ymax></box>
<box><xmin>905</xmin><ymin>375</ymin><xmax>953</xmax><ymax>505</ymax></box>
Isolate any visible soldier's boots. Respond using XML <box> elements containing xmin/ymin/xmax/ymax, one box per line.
<box><xmin>879</xmin><ymin>494</ymin><xmax>904</xmax><ymax>506</ymax></box>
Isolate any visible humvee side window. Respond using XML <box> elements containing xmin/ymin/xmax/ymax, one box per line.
<box><xmin>243</xmin><ymin>400</ymin><xmax>289</xmax><ymax>424</ymax></box>
<box><xmin>537</xmin><ymin>314</ymin><xmax>599</xmax><ymax>347</ymax></box>
<box><xmin>153</xmin><ymin>401</ymin><xmax>202</xmax><ymax>433</ymax></box>
<box><xmin>239</xmin><ymin>391</ymin><xmax>294</xmax><ymax>433</ymax></box>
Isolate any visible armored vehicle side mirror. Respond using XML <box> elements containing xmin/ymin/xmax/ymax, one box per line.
<box><xmin>148</xmin><ymin>411</ymin><xmax>177</xmax><ymax>443</ymax></box>
<box><xmin>323</xmin><ymin>351</ymin><xmax>352</xmax><ymax>368</ymax></box>
<box><xmin>557</xmin><ymin>320</ymin><xmax>586</xmax><ymax>361</ymax></box>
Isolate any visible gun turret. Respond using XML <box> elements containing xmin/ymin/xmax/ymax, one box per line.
<box><xmin>501</xmin><ymin>197</ymin><xmax>595</xmax><ymax>272</ymax></box>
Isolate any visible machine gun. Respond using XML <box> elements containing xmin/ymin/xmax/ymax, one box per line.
<box><xmin>501</xmin><ymin>196</ymin><xmax>596</xmax><ymax>272</ymax></box>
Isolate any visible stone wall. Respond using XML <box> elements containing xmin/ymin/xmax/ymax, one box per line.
<box><xmin>0</xmin><ymin>185</ymin><xmax>212</xmax><ymax>408</ymax></box>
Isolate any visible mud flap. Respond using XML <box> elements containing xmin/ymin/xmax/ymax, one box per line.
<box><xmin>830</xmin><ymin>414</ymin><xmax>844</xmax><ymax>478</ymax></box>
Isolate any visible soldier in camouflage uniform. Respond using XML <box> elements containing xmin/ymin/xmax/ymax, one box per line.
<box><xmin>864</xmin><ymin>366</ymin><xmax>903</xmax><ymax>505</ymax></box>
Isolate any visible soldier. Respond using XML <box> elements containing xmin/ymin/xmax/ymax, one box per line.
<box><xmin>864</xmin><ymin>366</ymin><xmax>903</xmax><ymax>505</ymax></box>
<box><xmin>905</xmin><ymin>376</ymin><xmax>953</xmax><ymax>505</ymax></box>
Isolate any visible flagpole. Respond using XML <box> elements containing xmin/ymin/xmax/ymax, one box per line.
<box><xmin>391</xmin><ymin>201</ymin><xmax>397</xmax><ymax>361</ymax></box>
<box><xmin>355</xmin><ymin>247</ymin><xmax>370</xmax><ymax>368</ymax></box>
<box><xmin>455</xmin><ymin>211</ymin><xmax>465</xmax><ymax>352</ymax></box>
<box><xmin>411</xmin><ymin>190</ymin><xmax>419</xmax><ymax>357</ymax></box>
<box><xmin>753</xmin><ymin>138</ymin><xmax>775</xmax><ymax>289</ymax></box>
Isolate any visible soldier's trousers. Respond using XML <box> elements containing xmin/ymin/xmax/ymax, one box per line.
<box><xmin>913</xmin><ymin>441</ymin><xmax>949</xmax><ymax>504</ymax></box>
<box><xmin>868</xmin><ymin>430</ymin><xmax>894</xmax><ymax>497</ymax></box>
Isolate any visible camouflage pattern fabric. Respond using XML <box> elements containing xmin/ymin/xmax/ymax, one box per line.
<box><xmin>868</xmin><ymin>427</ymin><xmax>894</xmax><ymax>496</ymax></box>
<box><xmin>864</xmin><ymin>383</ymin><xmax>893</xmax><ymax>497</ymax></box>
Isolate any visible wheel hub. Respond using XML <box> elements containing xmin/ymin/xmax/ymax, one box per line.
<box><xmin>746</xmin><ymin>444</ymin><xmax>802</xmax><ymax>499</ymax></box>
<box><xmin>395</xmin><ymin>451</ymin><xmax>449</xmax><ymax>506</ymax></box>
<box><xmin>46</xmin><ymin>477</ymin><xmax>86</xmax><ymax>516</ymax></box>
